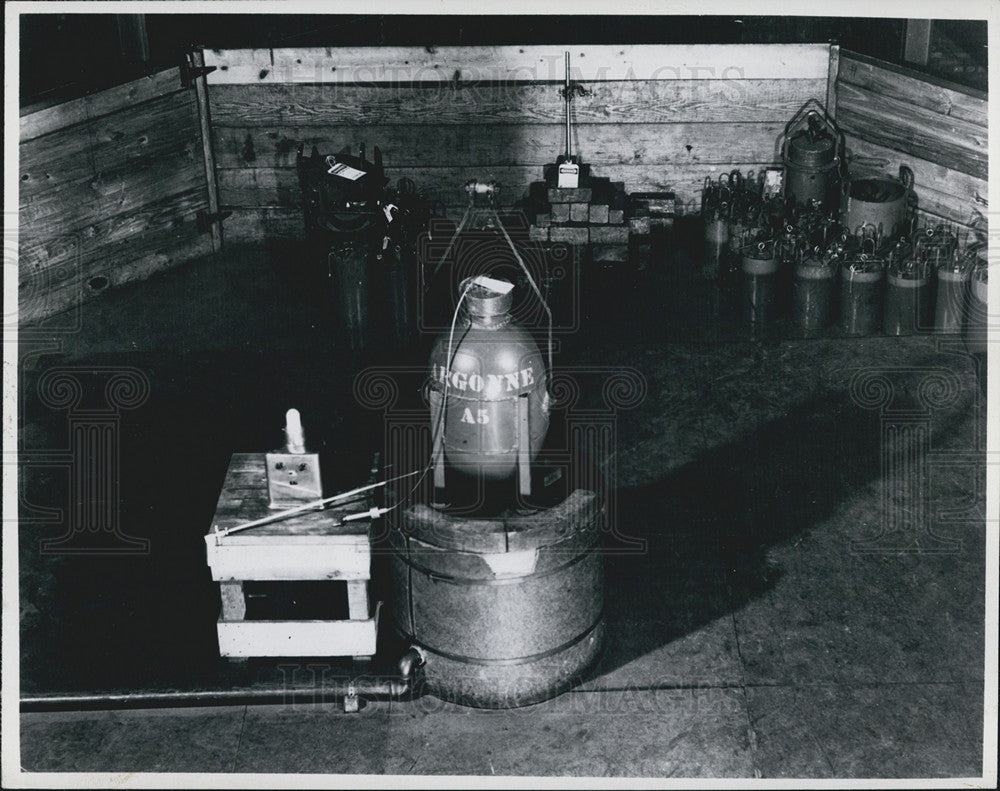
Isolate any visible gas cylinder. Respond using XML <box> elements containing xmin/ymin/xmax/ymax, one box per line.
<box><xmin>793</xmin><ymin>246</ymin><xmax>838</xmax><ymax>336</ymax></box>
<box><xmin>740</xmin><ymin>237</ymin><xmax>778</xmax><ymax>327</ymax></box>
<box><xmin>701</xmin><ymin>175</ymin><xmax>731</xmax><ymax>279</ymax></box>
<box><xmin>884</xmin><ymin>238</ymin><xmax>932</xmax><ymax>335</ymax></box>
<box><xmin>782</xmin><ymin>108</ymin><xmax>843</xmax><ymax>213</ymax></box>
<box><xmin>328</xmin><ymin>238</ymin><xmax>372</xmax><ymax>352</ymax></box>
<box><xmin>428</xmin><ymin>277</ymin><xmax>550</xmax><ymax>482</ymax></box>
<box><xmin>703</xmin><ymin>207</ymin><xmax>729</xmax><ymax>279</ymax></box>
<box><xmin>839</xmin><ymin>226</ymin><xmax>883</xmax><ymax>336</ymax></box>
<box><xmin>964</xmin><ymin>256</ymin><xmax>989</xmax><ymax>354</ymax></box>
<box><xmin>918</xmin><ymin>225</ymin><xmax>964</xmax><ymax>334</ymax></box>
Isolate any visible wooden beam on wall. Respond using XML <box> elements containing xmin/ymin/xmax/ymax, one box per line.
<box><xmin>19</xmin><ymin>68</ymin><xmax>183</xmax><ymax>142</ymax></box>
<box><xmin>838</xmin><ymin>51</ymin><xmax>987</xmax><ymax>126</ymax></box>
<box><xmin>208</xmin><ymin>78</ymin><xmax>827</xmax><ymax>128</ymax></box>
<box><xmin>204</xmin><ymin>44</ymin><xmax>832</xmax><ymax>85</ymax></box>
<box><xmin>836</xmin><ymin>81</ymin><xmax>987</xmax><ymax>179</ymax></box>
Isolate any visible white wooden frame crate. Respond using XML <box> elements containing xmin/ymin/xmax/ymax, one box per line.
<box><xmin>204</xmin><ymin>453</ymin><xmax>377</xmax><ymax>659</ymax></box>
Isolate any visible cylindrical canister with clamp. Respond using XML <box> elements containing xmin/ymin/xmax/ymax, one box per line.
<box><xmin>781</xmin><ymin>105</ymin><xmax>844</xmax><ymax>214</ymax></box>
<box><xmin>740</xmin><ymin>237</ymin><xmax>779</xmax><ymax>328</ymax></box>
<box><xmin>840</xmin><ymin>226</ymin><xmax>885</xmax><ymax>337</ymax></box>
<box><xmin>883</xmin><ymin>237</ymin><xmax>932</xmax><ymax>335</ymax></box>
<box><xmin>793</xmin><ymin>245</ymin><xmax>839</xmax><ymax>336</ymax></box>
<box><xmin>964</xmin><ymin>256</ymin><xmax>989</xmax><ymax>354</ymax></box>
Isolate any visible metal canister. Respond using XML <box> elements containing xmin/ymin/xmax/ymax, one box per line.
<box><xmin>427</xmin><ymin>277</ymin><xmax>550</xmax><ymax>482</ymax></box>
<box><xmin>740</xmin><ymin>238</ymin><xmax>778</xmax><ymax>327</ymax></box>
<box><xmin>964</xmin><ymin>256</ymin><xmax>989</xmax><ymax>354</ymax></box>
<box><xmin>328</xmin><ymin>239</ymin><xmax>372</xmax><ymax>352</ymax></box>
<box><xmin>884</xmin><ymin>241</ymin><xmax>932</xmax><ymax>335</ymax></box>
<box><xmin>935</xmin><ymin>262</ymin><xmax>971</xmax><ymax>334</ymax></box>
<box><xmin>719</xmin><ymin>220</ymin><xmax>742</xmax><ymax>288</ymax></box>
<box><xmin>390</xmin><ymin>491</ymin><xmax>604</xmax><ymax>707</ymax></box>
<box><xmin>840</xmin><ymin>256</ymin><xmax>884</xmax><ymax>336</ymax></box>
<box><xmin>782</xmin><ymin>109</ymin><xmax>843</xmax><ymax>213</ymax></box>
<box><xmin>703</xmin><ymin>206</ymin><xmax>730</xmax><ymax>279</ymax></box>
<box><xmin>382</xmin><ymin>242</ymin><xmax>419</xmax><ymax>347</ymax></box>
<box><xmin>912</xmin><ymin>224</ymin><xmax>962</xmax><ymax>333</ymax></box>
<box><xmin>843</xmin><ymin>165</ymin><xmax>914</xmax><ymax>242</ymax></box>
<box><xmin>793</xmin><ymin>247</ymin><xmax>838</xmax><ymax>336</ymax></box>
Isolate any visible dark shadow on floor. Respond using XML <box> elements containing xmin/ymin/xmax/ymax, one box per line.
<box><xmin>595</xmin><ymin>389</ymin><xmax>882</xmax><ymax>680</ymax></box>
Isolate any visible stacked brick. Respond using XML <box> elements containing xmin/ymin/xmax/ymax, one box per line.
<box><xmin>528</xmin><ymin>179</ymin><xmax>630</xmax><ymax>264</ymax></box>
<box><xmin>528</xmin><ymin>180</ymin><xmax>676</xmax><ymax>269</ymax></box>
<box><xmin>626</xmin><ymin>192</ymin><xmax>676</xmax><ymax>270</ymax></box>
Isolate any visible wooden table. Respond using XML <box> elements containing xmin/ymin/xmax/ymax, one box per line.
<box><xmin>204</xmin><ymin>453</ymin><xmax>377</xmax><ymax>659</ymax></box>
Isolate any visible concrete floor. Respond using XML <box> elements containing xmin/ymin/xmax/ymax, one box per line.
<box><xmin>15</xmin><ymin>225</ymin><xmax>990</xmax><ymax>779</ymax></box>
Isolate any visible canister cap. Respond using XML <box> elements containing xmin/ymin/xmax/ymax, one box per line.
<box><xmin>460</xmin><ymin>275</ymin><xmax>514</xmax><ymax>320</ymax></box>
<box><xmin>787</xmin><ymin>130</ymin><xmax>836</xmax><ymax>168</ymax></box>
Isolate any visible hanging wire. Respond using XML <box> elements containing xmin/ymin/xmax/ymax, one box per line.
<box><xmin>384</xmin><ymin>277</ymin><xmax>477</xmax><ymax>514</ymax></box>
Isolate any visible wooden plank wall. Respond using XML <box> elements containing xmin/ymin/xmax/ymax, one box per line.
<box><xmin>18</xmin><ymin>68</ymin><xmax>214</xmax><ymax>323</ymax></box>
<box><xmin>835</xmin><ymin>50</ymin><xmax>988</xmax><ymax>231</ymax></box>
<box><xmin>204</xmin><ymin>45</ymin><xmax>833</xmax><ymax>243</ymax></box>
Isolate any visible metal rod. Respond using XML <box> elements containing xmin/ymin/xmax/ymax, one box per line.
<box><xmin>495</xmin><ymin>217</ymin><xmax>553</xmax><ymax>379</ymax></box>
<box><xmin>20</xmin><ymin>679</ymin><xmax>412</xmax><ymax>713</ymax></box>
<box><xmin>564</xmin><ymin>51</ymin><xmax>572</xmax><ymax>159</ymax></box>
<box><xmin>213</xmin><ymin>470</ymin><xmax>420</xmax><ymax>539</ymax></box>
<box><xmin>426</xmin><ymin>203</ymin><xmax>472</xmax><ymax>291</ymax></box>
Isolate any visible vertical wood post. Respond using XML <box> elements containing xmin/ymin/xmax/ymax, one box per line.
<box><xmin>117</xmin><ymin>14</ymin><xmax>150</xmax><ymax>65</ymax></box>
<box><xmin>826</xmin><ymin>44</ymin><xmax>840</xmax><ymax>121</ymax></box>
<box><xmin>219</xmin><ymin>581</ymin><xmax>247</xmax><ymax>621</ymax></box>
<box><xmin>190</xmin><ymin>47</ymin><xmax>224</xmax><ymax>252</ymax></box>
<box><xmin>903</xmin><ymin>20</ymin><xmax>933</xmax><ymax>67</ymax></box>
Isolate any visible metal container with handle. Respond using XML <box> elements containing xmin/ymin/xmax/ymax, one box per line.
<box><xmin>781</xmin><ymin>102</ymin><xmax>844</xmax><ymax>214</ymax></box>
<box><xmin>843</xmin><ymin>164</ymin><xmax>915</xmax><ymax>242</ymax></box>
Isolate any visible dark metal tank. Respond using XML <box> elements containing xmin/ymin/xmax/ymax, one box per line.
<box><xmin>782</xmin><ymin>109</ymin><xmax>842</xmax><ymax>213</ymax></box>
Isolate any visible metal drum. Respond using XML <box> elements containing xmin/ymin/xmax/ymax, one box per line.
<box><xmin>428</xmin><ymin>277</ymin><xmax>550</xmax><ymax>481</ymax></box>
<box><xmin>843</xmin><ymin>165</ymin><xmax>914</xmax><ymax>242</ymax></box>
<box><xmin>793</xmin><ymin>250</ymin><xmax>838</xmax><ymax>336</ymax></box>
<box><xmin>919</xmin><ymin>225</ymin><xmax>965</xmax><ymax>334</ymax></box>
<box><xmin>390</xmin><ymin>491</ymin><xmax>605</xmax><ymax>707</ymax></box>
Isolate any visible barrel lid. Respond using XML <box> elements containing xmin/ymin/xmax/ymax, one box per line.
<box><xmin>461</xmin><ymin>276</ymin><xmax>514</xmax><ymax>320</ymax></box>
<box><xmin>787</xmin><ymin>130</ymin><xmax>836</xmax><ymax>167</ymax></box>
<box><xmin>399</xmin><ymin>490</ymin><xmax>600</xmax><ymax>553</ymax></box>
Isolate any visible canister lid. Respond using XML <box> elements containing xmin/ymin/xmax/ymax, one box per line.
<box><xmin>460</xmin><ymin>275</ymin><xmax>514</xmax><ymax>320</ymax></box>
<box><xmin>787</xmin><ymin>130</ymin><xmax>836</xmax><ymax>168</ymax></box>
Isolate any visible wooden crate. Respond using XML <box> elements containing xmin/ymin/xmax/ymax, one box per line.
<box><xmin>204</xmin><ymin>453</ymin><xmax>377</xmax><ymax>659</ymax></box>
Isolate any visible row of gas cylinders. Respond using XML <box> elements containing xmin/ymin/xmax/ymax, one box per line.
<box><xmin>710</xmin><ymin>221</ymin><xmax>988</xmax><ymax>342</ymax></box>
